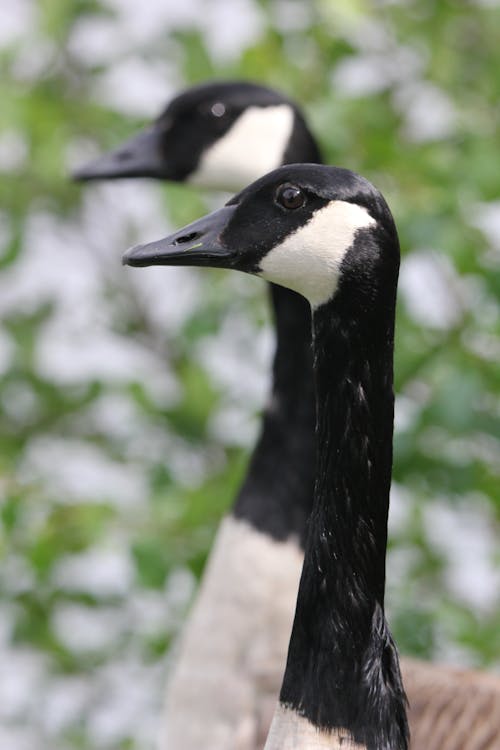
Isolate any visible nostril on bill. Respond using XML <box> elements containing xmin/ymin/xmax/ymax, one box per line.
<box><xmin>116</xmin><ymin>149</ymin><xmax>132</xmax><ymax>162</ymax></box>
<box><xmin>174</xmin><ymin>232</ymin><xmax>201</xmax><ymax>245</ymax></box>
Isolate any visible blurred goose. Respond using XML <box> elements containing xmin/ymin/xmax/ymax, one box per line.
<box><xmin>77</xmin><ymin>83</ymin><xmax>500</xmax><ymax>750</ymax></box>
<box><xmin>76</xmin><ymin>81</ymin><xmax>319</xmax><ymax>750</ymax></box>
<box><xmin>124</xmin><ymin>163</ymin><xmax>410</xmax><ymax>749</ymax></box>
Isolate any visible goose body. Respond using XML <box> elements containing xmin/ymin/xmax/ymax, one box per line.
<box><xmin>78</xmin><ymin>82</ymin><xmax>500</xmax><ymax>750</ymax></box>
<box><xmin>124</xmin><ymin>163</ymin><xmax>410</xmax><ymax>749</ymax></box>
<box><xmin>164</xmin><ymin>517</ymin><xmax>303</xmax><ymax>749</ymax></box>
<box><xmin>404</xmin><ymin>658</ymin><xmax>500</xmax><ymax>750</ymax></box>
<box><xmin>76</xmin><ymin>82</ymin><xmax>319</xmax><ymax>750</ymax></box>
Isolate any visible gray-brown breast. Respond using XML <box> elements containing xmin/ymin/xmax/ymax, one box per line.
<box><xmin>403</xmin><ymin>657</ymin><xmax>500</xmax><ymax>750</ymax></box>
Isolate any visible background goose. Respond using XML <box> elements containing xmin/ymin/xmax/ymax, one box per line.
<box><xmin>76</xmin><ymin>80</ymin><xmax>320</xmax><ymax>750</ymax></box>
<box><xmin>124</xmin><ymin>163</ymin><xmax>411</xmax><ymax>749</ymax></box>
<box><xmin>77</xmin><ymin>81</ymin><xmax>500</xmax><ymax>750</ymax></box>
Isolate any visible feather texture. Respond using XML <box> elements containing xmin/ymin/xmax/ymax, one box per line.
<box><xmin>404</xmin><ymin>658</ymin><xmax>500</xmax><ymax>750</ymax></box>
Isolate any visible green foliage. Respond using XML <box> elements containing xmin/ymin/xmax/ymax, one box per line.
<box><xmin>1</xmin><ymin>1</ymin><xmax>500</xmax><ymax>747</ymax></box>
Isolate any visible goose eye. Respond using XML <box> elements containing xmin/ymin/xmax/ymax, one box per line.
<box><xmin>275</xmin><ymin>184</ymin><xmax>305</xmax><ymax>210</ymax></box>
<box><xmin>211</xmin><ymin>102</ymin><xmax>226</xmax><ymax>117</ymax></box>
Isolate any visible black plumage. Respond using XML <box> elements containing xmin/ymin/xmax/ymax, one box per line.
<box><xmin>124</xmin><ymin>164</ymin><xmax>409</xmax><ymax>749</ymax></box>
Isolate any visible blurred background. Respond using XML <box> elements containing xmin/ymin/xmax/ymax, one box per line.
<box><xmin>1</xmin><ymin>0</ymin><xmax>500</xmax><ymax>748</ymax></box>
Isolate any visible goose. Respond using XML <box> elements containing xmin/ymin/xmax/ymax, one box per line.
<box><xmin>76</xmin><ymin>83</ymin><xmax>500</xmax><ymax>749</ymax></box>
<box><xmin>75</xmin><ymin>81</ymin><xmax>320</xmax><ymax>750</ymax></box>
<box><xmin>123</xmin><ymin>163</ymin><xmax>410</xmax><ymax>749</ymax></box>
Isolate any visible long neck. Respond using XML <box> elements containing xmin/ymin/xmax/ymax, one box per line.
<box><xmin>278</xmin><ymin>277</ymin><xmax>408</xmax><ymax>749</ymax></box>
<box><xmin>233</xmin><ymin>284</ymin><xmax>316</xmax><ymax>546</ymax></box>
<box><xmin>232</xmin><ymin>126</ymin><xmax>321</xmax><ymax>545</ymax></box>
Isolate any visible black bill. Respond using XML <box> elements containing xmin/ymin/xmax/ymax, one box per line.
<box><xmin>122</xmin><ymin>205</ymin><xmax>238</xmax><ymax>268</ymax></box>
<box><xmin>72</xmin><ymin>127</ymin><xmax>165</xmax><ymax>181</ymax></box>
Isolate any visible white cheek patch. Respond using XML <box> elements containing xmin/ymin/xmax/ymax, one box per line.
<box><xmin>188</xmin><ymin>105</ymin><xmax>295</xmax><ymax>192</ymax></box>
<box><xmin>259</xmin><ymin>201</ymin><xmax>376</xmax><ymax>309</ymax></box>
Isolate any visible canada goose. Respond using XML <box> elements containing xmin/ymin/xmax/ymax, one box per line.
<box><xmin>75</xmin><ymin>81</ymin><xmax>320</xmax><ymax>750</ymax></box>
<box><xmin>77</xmin><ymin>83</ymin><xmax>500</xmax><ymax>750</ymax></box>
<box><xmin>123</xmin><ymin>163</ymin><xmax>410</xmax><ymax>748</ymax></box>
<box><xmin>73</xmin><ymin>80</ymin><xmax>321</xmax><ymax>191</ymax></box>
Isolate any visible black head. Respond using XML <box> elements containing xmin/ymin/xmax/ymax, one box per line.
<box><xmin>72</xmin><ymin>81</ymin><xmax>321</xmax><ymax>189</ymax></box>
<box><xmin>123</xmin><ymin>163</ymin><xmax>399</xmax><ymax>311</ymax></box>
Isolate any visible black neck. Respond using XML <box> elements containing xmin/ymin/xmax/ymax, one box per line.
<box><xmin>279</xmin><ymin>268</ymin><xmax>408</xmax><ymax>749</ymax></box>
<box><xmin>232</xmin><ymin>284</ymin><xmax>316</xmax><ymax>547</ymax></box>
<box><xmin>232</xmin><ymin>123</ymin><xmax>321</xmax><ymax>546</ymax></box>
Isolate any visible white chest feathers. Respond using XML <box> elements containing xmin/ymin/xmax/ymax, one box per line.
<box><xmin>259</xmin><ymin>200</ymin><xmax>376</xmax><ymax>308</ymax></box>
<box><xmin>188</xmin><ymin>105</ymin><xmax>295</xmax><ymax>192</ymax></box>
<box><xmin>160</xmin><ymin>516</ymin><xmax>304</xmax><ymax>750</ymax></box>
<box><xmin>264</xmin><ymin>706</ymin><xmax>366</xmax><ymax>750</ymax></box>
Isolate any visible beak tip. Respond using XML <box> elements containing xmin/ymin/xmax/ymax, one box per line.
<box><xmin>71</xmin><ymin>169</ymin><xmax>87</xmax><ymax>182</ymax></box>
<box><xmin>70</xmin><ymin>160</ymin><xmax>103</xmax><ymax>182</ymax></box>
<box><xmin>122</xmin><ymin>245</ymin><xmax>141</xmax><ymax>266</ymax></box>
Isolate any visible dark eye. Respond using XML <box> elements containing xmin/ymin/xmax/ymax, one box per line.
<box><xmin>211</xmin><ymin>102</ymin><xmax>226</xmax><ymax>117</ymax></box>
<box><xmin>275</xmin><ymin>183</ymin><xmax>305</xmax><ymax>210</ymax></box>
